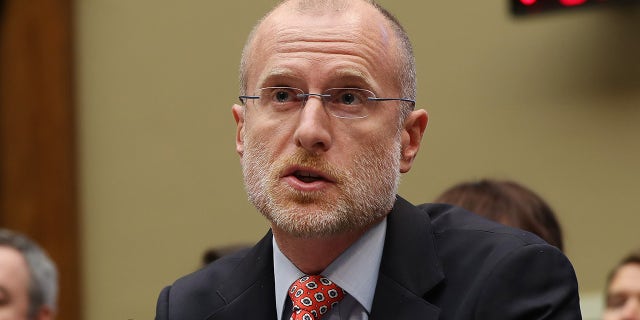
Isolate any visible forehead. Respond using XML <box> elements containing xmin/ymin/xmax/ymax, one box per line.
<box><xmin>247</xmin><ymin>1</ymin><xmax>399</xmax><ymax>90</ymax></box>
<box><xmin>609</xmin><ymin>263</ymin><xmax>640</xmax><ymax>292</ymax></box>
<box><xmin>0</xmin><ymin>246</ymin><xmax>30</xmax><ymax>291</ymax></box>
<box><xmin>265</xmin><ymin>0</ymin><xmax>389</xmax><ymax>33</ymax></box>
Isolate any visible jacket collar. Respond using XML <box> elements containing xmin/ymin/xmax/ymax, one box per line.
<box><xmin>207</xmin><ymin>196</ymin><xmax>444</xmax><ymax>320</ymax></box>
<box><xmin>206</xmin><ymin>230</ymin><xmax>277</xmax><ymax>320</ymax></box>
<box><xmin>369</xmin><ymin>196</ymin><xmax>444</xmax><ymax>319</ymax></box>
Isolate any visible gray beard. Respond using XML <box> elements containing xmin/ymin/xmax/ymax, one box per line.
<box><xmin>241</xmin><ymin>135</ymin><xmax>401</xmax><ymax>238</ymax></box>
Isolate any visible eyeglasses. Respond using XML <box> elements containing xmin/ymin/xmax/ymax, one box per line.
<box><xmin>238</xmin><ymin>87</ymin><xmax>415</xmax><ymax>119</ymax></box>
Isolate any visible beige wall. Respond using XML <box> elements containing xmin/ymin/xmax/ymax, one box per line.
<box><xmin>76</xmin><ymin>1</ymin><xmax>640</xmax><ymax>319</ymax></box>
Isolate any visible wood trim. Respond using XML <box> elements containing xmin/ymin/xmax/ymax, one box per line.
<box><xmin>0</xmin><ymin>0</ymin><xmax>80</xmax><ymax>319</ymax></box>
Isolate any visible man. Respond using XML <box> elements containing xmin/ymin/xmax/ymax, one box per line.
<box><xmin>0</xmin><ymin>229</ymin><xmax>58</xmax><ymax>320</ymax></box>
<box><xmin>155</xmin><ymin>0</ymin><xmax>581</xmax><ymax>319</ymax></box>
<box><xmin>603</xmin><ymin>249</ymin><xmax>640</xmax><ymax>320</ymax></box>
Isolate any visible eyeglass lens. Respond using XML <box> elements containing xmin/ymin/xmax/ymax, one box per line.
<box><xmin>258</xmin><ymin>87</ymin><xmax>373</xmax><ymax>119</ymax></box>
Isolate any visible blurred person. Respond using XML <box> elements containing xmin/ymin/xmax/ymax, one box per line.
<box><xmin>435</xmin><ymin>178</ymin><xmax>564</xmax><ymax>251</ymax></box>
<box><xmin>603</xmin><ymin>248</ymin><xmax>640</xmax><ymax>320</ymax></box>
<box><xmin>155</xmin><ymin>1</ymin><xmax>581</xmax><ymax>319</ymax></box>
<box><xmin>0</xmin><ymin>229</ymin><xmax>57</xmax><ymax>320</ymax></box>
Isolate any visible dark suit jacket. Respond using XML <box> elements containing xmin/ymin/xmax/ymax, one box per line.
<box><xmin>155</xmin><ymin>196</ymin><xmax>581</xmax><ymax>319</ymax></box>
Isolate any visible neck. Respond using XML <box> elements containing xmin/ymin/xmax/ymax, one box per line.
<box><xmin>273</xmin><ymin>225</ymin><xmax>376</xmax><ymax>275</ymax></box>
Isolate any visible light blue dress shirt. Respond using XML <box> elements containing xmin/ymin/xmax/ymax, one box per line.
<box><xmin>273</xmin><ymin>218</ymin><xmax>387</xmax><ymax>320</ymax></box>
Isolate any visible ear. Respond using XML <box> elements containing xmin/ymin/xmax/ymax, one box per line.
<box><xmin>232</xmin><ymin>104</ymin><xmax>246</xmax><ymax>157</ymax></box>
<box><xmin>400</xmin><ymin>109</ymin><xmax>428</xmax><ymax>173</ymax></box>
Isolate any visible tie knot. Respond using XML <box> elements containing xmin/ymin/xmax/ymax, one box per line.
<box><xmin>288</xmin><ymin>275</ymin><xmax>345</xmax><ymax>320</ymax></box>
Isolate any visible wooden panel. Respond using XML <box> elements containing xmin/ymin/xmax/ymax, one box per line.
<box><xmin>0</xmin><ymin>0</ymin><xmax>80</xmax><ymax>319</ymax></box>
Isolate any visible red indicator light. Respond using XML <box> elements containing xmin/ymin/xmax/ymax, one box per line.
<box><xmin>512</xmin><ymin>0</ymin><xmax>639</xmax><ymax>16</ymax></box>
<box><xmin>559</xmin><ymin>0</ymin><xmax>588</xmax><ymax>6</ymax></box>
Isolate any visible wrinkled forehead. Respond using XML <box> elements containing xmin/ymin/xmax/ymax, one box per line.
<box><xmin>245</xmin><ymin>0</ymin><xmax>399</xmax><ymax>87</ymax></box>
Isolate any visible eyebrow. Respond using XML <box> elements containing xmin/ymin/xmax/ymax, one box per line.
<box><xmin>256</xmin><ymin>68</ymin><xmax>376</xmax><ymax>91</ymax></box>
<box><xmin>330</xmin><ymin>69</ymin><xmax>376</xmax><ymax>89</ymax></box>
<box><xmin>256</xmin><ymin>68</ymin><xmax>302</xmax><ymax>88</ymax></box>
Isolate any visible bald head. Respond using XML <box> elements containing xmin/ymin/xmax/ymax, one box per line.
<box><xmin>239</xmin><ymin>0</ymin><xmax>416</xmax><ymax>116</ymax></box>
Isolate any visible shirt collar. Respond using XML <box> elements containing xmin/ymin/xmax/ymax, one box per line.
<box><xmin>273</xmin><ymin>218</ymin><xmax>387</xmax><ymax>320</ymax></box>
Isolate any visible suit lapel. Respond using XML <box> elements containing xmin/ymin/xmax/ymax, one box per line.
<box><xmin>206</xmin><ymin>231</ymin><xmax>277</xmax><ymax>320</ymax></box>
<box><xmin>205</xmin><ymin>197</ymin><xmax>443</xmax><ymax>319</ymax></box>
<box><xmin>370</xmin><ymin>196</ymin><xmax>444</xmax><ymax>320</ymax></box>
<box><xmin>370</xmin><ymin>274</ymin><xmax>441</xmax><ymax>319</ymax></box>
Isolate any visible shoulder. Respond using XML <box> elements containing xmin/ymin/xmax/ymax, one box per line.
<box><xmin>175</xmin><ymin>247</ymin><xmax>251</xmax><ymax>292</ymax></box>
<box><xmin>156</xmin><ymin>248</ymin><xmax>251</xmax><ymax>317</ymax></box>
<box><xmin>418</xmin><ymin>202</ymin><xmax>547</xmax><ymax>250</ymax></box>
<box><xmin>155</xmin><ymin>233</ymin><xmax>277</xmax><ymax>320</ymax></box>
<box><xmin>417</xmin><ymin>203</ymin><xmax>581</xmax><ymax>318</ymax></box>
<box><xmin>417</xmin><ymin>202</ymin><xmax>563</xmax><ymax>278</ymax></box>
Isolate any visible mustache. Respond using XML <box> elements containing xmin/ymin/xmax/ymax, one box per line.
<box><xmin>275</xmin><ymin>150</ymin><xmax>344</xmax><ymax>183</ymax></box>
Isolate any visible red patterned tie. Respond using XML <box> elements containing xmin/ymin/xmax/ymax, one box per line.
<box><xmin>288</xmin><ymin>275</ymin><xmax>345</xmax><ymax>320</ymax></box>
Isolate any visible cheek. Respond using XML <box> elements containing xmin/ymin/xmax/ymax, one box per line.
<box><xmin>333</xmin><ymin>120</ymin><xmax>399</xmax><ymax>154</ymax></box>
<box><xmin>245</xmin><ymin>112</ymin><xmax>293</xmax><ymax>137</ymax></box>
<box><xmin>353</xmin><ymin>122</ymin><xmax>400</xmax><ymax>146</ymax></box>
<box><xmin>244</xmin><ymin>121</ymin><xmax>292</xmax><ymax>156</ymax></box>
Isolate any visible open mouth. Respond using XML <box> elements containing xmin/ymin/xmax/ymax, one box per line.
<box><xmin>283</xmin><ymin>166</ymin><xmax>334</xmax><ymax>185</ymax></box>
<box><xmin>293</xmin><ymin>170</ymin><xmax>326</xmax><ymax>183</ymax></box>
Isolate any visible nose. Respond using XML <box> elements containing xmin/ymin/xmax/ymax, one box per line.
<box><xmin>293</xmin><ymin>95</ymin><xmax>333</xmax><ymax>153</ymax></box>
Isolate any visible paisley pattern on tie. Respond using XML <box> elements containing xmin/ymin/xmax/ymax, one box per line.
<box><xmin>288</xmin><ymin>275</ymin><xmax>345</xmax><ymax>320</ymax></box>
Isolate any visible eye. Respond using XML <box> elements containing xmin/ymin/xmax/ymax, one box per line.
<box><xmin>340</xmin><ymin>92</ymin><xmax>357</xmax><ymax>105</ymax></box>
<box><xmin>264</xmin><ymin>87</ymin><xmax>299</xmax><ymax>104</ymax></box>
<box><xmin>329</xmin><ymin>88</ymin><xmax>369</xmax><ymax>106</ymax></box>
<box><xmin>323</xmin><ymin>88</ymin><xmax>372</xmax><ymax>119</ymax></box>
<box><xmin>259</xmin><ymin>87</ymin><xmax>302</xmax><ymax>113</ymax></box>
<box><xmin>606</xmin><ymin>293</ymin><xmax>628</xmax><ymax>309</ymax></box>
<box><xmin>274</xmin><ymin>89</ymin><xmax>291</xmax><ymax>103</ymax></box>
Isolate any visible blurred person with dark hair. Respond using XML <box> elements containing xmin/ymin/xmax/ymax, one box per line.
<box><xmin>603</xmin><ymin>248</ymin><xmax>640</xmax><ymax>320</ymax></box>
<box><xmin>435</xmin><ymin>178</ymin><xmax>564</xmax><ymax>251</ymax></box>
<box><xmin>0</xmin><ymin>228</ymin><xmax>58</xmax><ymax>320</ymax></box>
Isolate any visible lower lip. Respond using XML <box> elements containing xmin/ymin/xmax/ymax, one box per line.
<box><xmin>282</xmin><ymin>176</ymin><xmax>332</xmax><ymax>192</ymax></box>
